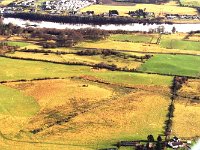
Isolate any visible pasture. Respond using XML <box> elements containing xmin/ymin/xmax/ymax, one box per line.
<box><xmin>6</xmin><ymin>41</ymin><xmax>31</xmax><ymax>47</ymax></box>
<box><xmin>109</xmin><ymin>34</ymin><xmax>154</xmax><ymax>43</ymax></box>
<box><xmin>180</xmin><ymin>0</ymin><xmax>200</xmax><ymax>7</ymax></box>
<box><xmin>138</xmin><ymin>54</ymin><xmax>200</xmax><ymax>77</ymax></box>
<box><xmin>0</xmin><ymin>0</ymin><xmax>15</xmax><ymax>6</ymax></box>
<box><xmin>76</xmin><ymin>38</ymin><xmax>200</xmax><ymax>55</ymax></box>
<box><xmin>0</xmin><ymin>57</ymin><xmax>173</xmax><ymax>86</ymax></box>
<box><xmin>2</xmin><ymin>78</ymin><xmax>170</xmax><ymax>149</ymax></box>
<box><xmin>178</xmin><ymin>79</ymin><xmax>200</xmax><ymax>98</ymax></box>
<box><xmin>173</xmin><ymin>100</ymin><xmax>200</xmax><ymax>138</ymax></box>
<box><xmin>6</xmin><ymin>51</ymin><xmax>143</xmax><ymax>70</ymax></box>
<box><xmin>160</xmin><ymin>39</ymin><xmax>200</xmax><ymax>51</ymax></box>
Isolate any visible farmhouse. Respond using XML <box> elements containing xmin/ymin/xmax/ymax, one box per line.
<box><xmin>168</xmin><ymin>137</ymin><xmax>184</xmax><ymax>149</ymax></box>
<box><xmin>109</xmin><ymin>10</ymin><xmax>119</xmax><ymax>17</ymax></box>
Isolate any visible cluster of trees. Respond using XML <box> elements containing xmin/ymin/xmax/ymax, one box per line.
<box><xmin>165</xmin><ymin>102</ymin><xmax>175</xmax><ymax>136</ymax></box>
<box><xmin>0</xmin><ymin>22</ymin><xmax>23</xmax><ymax>36</ymax></box>
<box><xmin>0</xmin><ymin>20</ymin><xmax>109</xmax><ymax>48</ymax></box>
<box><xmin>0</xmin><ymin>42</ymin><xmax>19</xmax><ymax>52</ymax></box>
<box><xmin>4</xmin><ymin>12</ymin><xmax>164</xmax><ymax>25</ymax></box>
<box><xmin>172</xmin><ymin>76</ymin><xmax>188</xmax><ymax>97</ymax></box>
<box><xmin>77</xmin><ymin>49</ymin><xmax>119</xmax><ymax>56</ymax></box>
<box><xmin>94</xmin><ymin>62</ymin><xmax>117</xmax><ymax>71</ymax></box>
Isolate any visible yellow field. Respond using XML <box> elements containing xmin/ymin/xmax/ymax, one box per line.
<box><xmin>76</xmin><ymin>39</ymin><xmax>200</xmax><ymax>55</ymax></box>
<box><xmin>6</xmin><ymin>79</ymin><xmax>114</xmax><ymax>109</ymax></box>
<box><xmin>1</xmin><ymin>78</ymin><xmax>170</xmax><ymax>149</ymax></box>
<box><xmin>173</xmin><ymin>100</ymin><xmax>200</xmax><ymax>138</ymax></box>
<box><xmin>0</xmin><ymin>0</ymin><xmax>15</xmax><ymax>6</ymax></box>
<box><xmin>81</xmin><ymin>4</ymin><xmax>197</xmax><ymax>16</ymax></box>
<box><xmin>32</xmin><ymin>90</ymin><xmax>169</xmax><ymax>148</ymax></box>
<box><xmin>7</xmin><ymin>52</ymin><xmax>143</xmax><ymax>69</ymax></box>
<box><xmin>178</xmin><ymin>79</ymin><xmax>200</xmax><ymax>98</ymax></box>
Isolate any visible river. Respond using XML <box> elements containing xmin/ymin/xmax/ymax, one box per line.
<box><xmin>2</xmin><ymin>17</ymin><xmax>200</xmax><ymax>33</ymax></box>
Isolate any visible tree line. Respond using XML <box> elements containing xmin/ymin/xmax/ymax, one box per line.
<box><xmin>4</xmin><ymin>12</ymin><xmax>166</xmax><ymax>25</ymax></box>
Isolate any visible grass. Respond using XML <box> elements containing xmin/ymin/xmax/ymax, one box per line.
<box><xmin>81</xmin><ymin>4</ymin><xmax>197</xmax><ymax>16</ymax></box>
<box><xmin>6</xmin><ymin>41</ymin><xmax>31</xmax><ymax>47</ymax></box>
<box><xmin>138</xmin><ymin>54</ymin><xmax>200</xmax><ymax>77</ymax></box>
<box><xmin>0</xmin><ymin>84</ymin><xmax>39</xmax><ymax>116</ymax></box>
<box><xmin>6</xmin><ymin>79</ymin><xmax>114</xmax><ymax>109</ymax></box>
<box><xmin>7</xmin><ymin>52</ymin><xmax>143</xmax><ymax>70</ymax></box>
<box><xmin>180</xmin><ymin>0</ymin><xmax>200</xmax><ymax>7</ymax></box>
<box><xmin>173</xmin><ymin>101</ymin><xmax>200</xmax><ymax>138</ymax></box>
<box><xmin>0</xmin><ymin>0</ymin><xmax>15</xmax><ymax>6</ymax></box>
<box><xmin>0</xmin><ymin>57</ymin><xmax>172</xmax><ymax>86</ymax></box>
<box><xmin>178</xmin><ymin>79</ymin><xmax>200</xmax><ymax>98</ymax></box>
<box><xmin>33</xmin><ymin>90</ymin><xmax>170</xmax><ymax>149</ymax></box>
<box><xmin>109</xmin><ymin>34</ymin><xmax>154</xmax><ymax>43</ymax></box>
<box><xmin>160</xmin><ymin>39</ymin><xmax>200</xmax><ymax>51</ymax></box>
<box><xmin>76</xmin><ymin>39</ymin><xmax>200</xmax><ymax>55</ymax></box>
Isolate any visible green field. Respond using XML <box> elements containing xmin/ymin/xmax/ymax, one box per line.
<box><xmin>0</xmin><ymin>84</ymin><xmax>39</xmax><ymax>116</ymax></box>
<box><xmin>6</xmin><ymin>41</ymin><xmax>31</xmax><ymax>47</ymax></box>
<box><xmin>161</xmin><ymin>39</ymin><xmax>200</xmax><ymax>51</ymax></box>
<box><xmin>0</xmin><ymin>57</ymin><xmax>172</xmax><ymax>86</ymax></box>
<box><xmin>139</xmin><ymin>54</ymin><xmax>200</xmax><ymax>77</ymax></box>
<box><xmin>109</xmin><ymin>34</ymin><xmax>154</xmax><ymax>43</ymax></box>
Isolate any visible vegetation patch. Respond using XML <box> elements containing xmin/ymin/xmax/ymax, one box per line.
<box><xmin>0</xmin><ymin>84</ymin><xmax>39</xmax><ymax>116</ymax></box>
<box><xmin>5</xmin><ymin>41</ymin><xmax>31</xmax><ymax>47</ymax></box>
<box><xmin>161</xmin><ymin>39</ymin><xmax>200</xmax><ymax>51</ymax></box>
<box><xmin>109</xmin><ymin>34</ymin><xmax>154</xmax><ymax>43</ymax></box>
<box><xmin>138</xmin><ymin>54</ymin><xmax>200</xmax><ymax>77</ymax></box>
<box><xmin>0</xmin><ymin>57</ymin><xmax>172</xmax><ymax>86</ymax></box>
<box><xmin>173</xmin><ymin>100</ymin><xmax>200</xmax><ymax>138</ymax></box>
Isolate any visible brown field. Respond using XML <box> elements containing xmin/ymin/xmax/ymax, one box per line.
<box><xmin>178</xmin><ymin>79</ymin><xmax>200</xmax><ymax>98</ymax></box>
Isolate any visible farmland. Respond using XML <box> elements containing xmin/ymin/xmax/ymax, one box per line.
<box><xmin>180</xmin><ymin>0</ymin><xmax>200</xmax><ymax>7</ymax></box>
<box><xmin>0</xmin><ymin>30</ymin><xmax>200</xmax><ymax>149</ymax></box>
<box><xmin>138</xmin><ymin>54</ymin><xmax>200</xmax><ymax>77</ymax></box>
<box><xmin>81</xmin><ymin>3</ymin><xmax>198</xmax><ymax>16</ymax></box>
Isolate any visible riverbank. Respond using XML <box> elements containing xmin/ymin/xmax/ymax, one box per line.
<box><xmin>2</xmin><ymin>17</ymin><xmax>200</xmax><ymax>33</ymax></box>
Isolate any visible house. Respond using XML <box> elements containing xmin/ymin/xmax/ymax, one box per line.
<box><xmin>86</xmin><ymin>11</ymin><xmax>94</xmax><ymax>16</ymax></box>
<box><xmin>168</xmin><ymin>136</ymin><xmax>184</xmax><ymax>149</ymax></box>
<box><xmin>109</xmin><ymin>10</ymin><xmax>119</xmax><ymax>17</ymax></box>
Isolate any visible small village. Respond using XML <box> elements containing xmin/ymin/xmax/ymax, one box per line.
<box><xmin>0</xmin><ymin>0</ymin><xmax>199</xmax><ymax>20</ymax></box>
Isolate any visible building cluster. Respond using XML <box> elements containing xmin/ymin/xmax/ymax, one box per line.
<box><xmin>42</xmin><ymin>0</ymin><xmax>96</xmax><ymax>13</ymax></box>
<box><xmin>10</xmin><ymin>0</ymin><xmax>36</xmax><ymax>7</ymax></box>
<box><xmin>166</xmin><ymin>14</ymin><xmax>200</xmax><ymax>20</ymax></box>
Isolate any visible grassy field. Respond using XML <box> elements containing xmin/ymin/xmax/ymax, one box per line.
<box><xmin>2</xmin><ymin>78</ymin><xmax>170</xmax><ymax>149</ymax></box>
<box><xmin>6</xmin><ymin>51</ymin><xmax>143</xmax><ymax>70</ymax></box>
<box><xmin>178</xmin><ymin>79</ymin><xmax>200</xmax><ymax>98</ymax></box>
<box><xmin>109</xmin><ymin>34</ymin><xmax>154</xmax><ymax>43</ymax></box>
<box><xmin>76</xmin><ymin>38</ymin><xmax>200</xmax><ymax>55</ymax></box>
<box><xmin>0</xmin><ymin>84</ymin><xmax>39</xmax><ymax>136</ymax></box>
<box><xmin>0</xmin><ymin>84</ymin><xmax>39</xmax><ymax>116</ymax></box>
<box><xmin>0</xmin><ymin>57</ymin><xmax>172</xmax><ymax>86</ymax></box>
<box><xmin>173</xmin><ymin>100</ymin><xmax>200</xmax><ymax>138</ymax></box>
<box><xmin>81</xmin><ymin>4</ymin><xmax>197</xmax><ymax>16</ymax></box>
<box><xmin>6</xmin><ymin>41</ymin><xmax>31</xmax><ymax>47</ymax></box>
<box><xmin>138</xmin><ymin>54</ymin><xmax>200</xmax><ymax>77</ymax></box>
<box><xmin>160</xmin><ymin>39</ymin><xmax>200</xmax><ymax>51</ymax></box>
<box><xmin>0</xmin><ymin>0</ymin><xmax>15</xmax><ymax>6</ymax></box>
<box><xmin>180</xmin><ymin>0</ymin><xmax>200</xmax><ymax>7</ymax></box>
